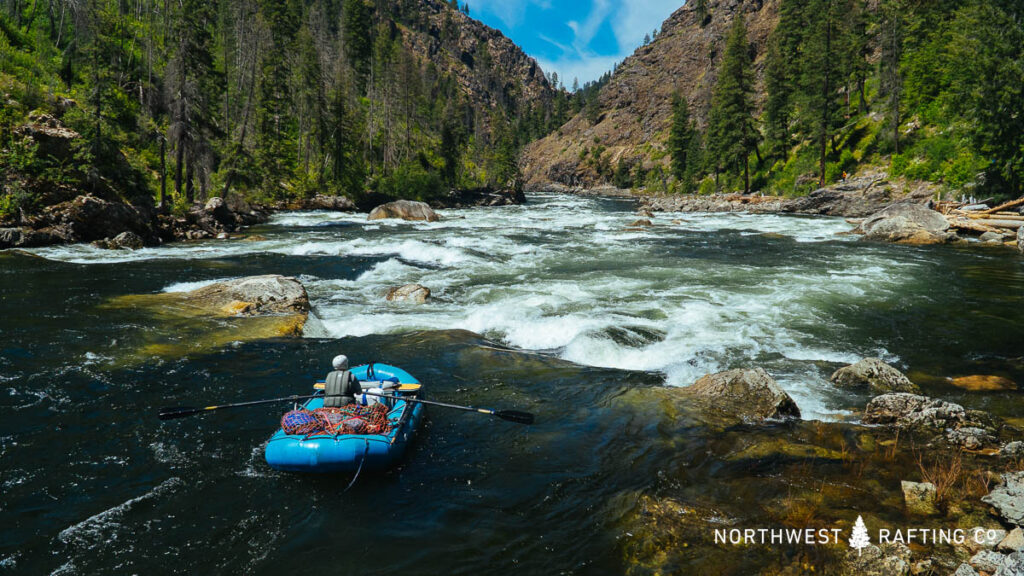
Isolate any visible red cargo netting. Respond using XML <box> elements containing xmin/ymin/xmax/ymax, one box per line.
<box><xmin>280</xmin><ymin>404</ymin><xmax>393</xmax><ymax>436</ymax></box>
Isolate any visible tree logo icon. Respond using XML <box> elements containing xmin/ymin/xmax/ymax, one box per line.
<box><xmin>850</xmin><ymin>515</ymin><xmax>871</xmax><ymax>556</ymax></box>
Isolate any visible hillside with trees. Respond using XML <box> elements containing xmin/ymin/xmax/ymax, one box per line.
<box><xmin>0</xmin><ymin>0</ymin><xmax>575</xmax><ymax>223</ymax></box>
<box><xmin>523</xmin><ymin>0</ymin><xmax>1024</xmax><ymax>202</ymax></box>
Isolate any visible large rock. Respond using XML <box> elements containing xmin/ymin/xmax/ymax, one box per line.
<box><xmin>368</xmin><ymin>200</ymin><xmax>439</xmax><ymax>222</ymax></box>
<box><xmin>15</xmin><ymin>112</ymin><xmax>80</xmax><ymax>161</ymax></box>
<box><xmin>36</xmin><ymin>194</ymin><xmax>152</xmax><ymax>244</ymax></box>
<box><xmin>687</xmin><ymin>368</ymin><xmax>801</xmax><ymax>422</ymax></box>
<box><xmin>385</xmin><ymin>284</ymin><xmax>431</xmax><ymax>304</ymax></box>
<box><xmin>951</xmin><ymin>375</ymin><xmax>1017</xmax><ymax>392</ymax></box>
<box><xmin>304</xmin><ymin>194</ymin><xmax>357</xmax><ymax>212</ymax></box>
<box><xmin>983</xmin><ymin>472</ymin><xmax>1024</xmax><ymax>527</ymax></box>
<box><xmin>862</xmin><ymin>393</ymin><xmax>967</xmax><ymax>429</ymax></box>
<box><xmin>971</xmin><ymin>550</ymin><xmax>1007</xmax><ymax>573</ymax></box>
<box><xmin>0</xmin><ymin>227</ymin><xmax>62</xmax><ymax>249</ymax></box>
<box><xmin>860</xmin><ymin>202</ymin><xmax>957</xmax><ymax>245</ymax></box>
<box><xmin>830</xmin><ymin>358</ymin><xmax>920</xmax><ymax>394</ymax></box>
<box><xmin>186</xmin><ymin>275</ymin><xmax>310</xmax><ymax>317</ymax></box>
<box><xmin>998</xmin><ymin>529</ymin><xmax>1024</xmax><ymax>553</ymax></box>
<box><xmin>1018</xmin><ymin>226</ymin><xmax>1023</xmax><ymax>253</ymax></box>
<box><xmin>93</xmin><ymin>231</ymin><xmax>145</xmax><ymax>250</ymax></box>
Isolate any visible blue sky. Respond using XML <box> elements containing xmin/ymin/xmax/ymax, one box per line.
<box><xmin>470</xmin><ymin>0</ymin><xmax>684</xmax><ymax>88</ymax></box>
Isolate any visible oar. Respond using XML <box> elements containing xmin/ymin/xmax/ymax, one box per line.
<box><xmin>158</xmin><ymin>392</ymin><xmax>535</xmax><ymax>425</ymax></box>
<box><xmin>357</xmin><ymin>390</ymin><xmax>535</xmax><ymax>424</ymax></box>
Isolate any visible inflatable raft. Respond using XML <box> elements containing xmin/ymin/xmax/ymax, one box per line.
<box><xmin>264</xmin><ymin>363</ymin><xmax>424</xmax><ymax>473</ymax></box>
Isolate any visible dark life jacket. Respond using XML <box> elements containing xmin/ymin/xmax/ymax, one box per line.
<box><xmin>324</xmin><ymin>370</ymin><xmax>361</xmax><ymax>407</ymax></box>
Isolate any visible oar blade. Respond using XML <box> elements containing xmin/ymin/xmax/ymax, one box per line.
<box><xmin>158</xmin><ymin>406</ymin><xmax>201</xmax><ymax>420</ymax></box>
<box><xmin>495</xmin><ymin>410</ymin><xmax>535</xmax><ymax>425</ymax></box>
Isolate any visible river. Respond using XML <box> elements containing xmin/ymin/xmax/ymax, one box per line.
<box><xmin>2</xmin><ymin>193</ymin><xmax>1023</xmax><ymax>574</ymax></box>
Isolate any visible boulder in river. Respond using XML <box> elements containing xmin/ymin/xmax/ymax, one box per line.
<box><xmin>686</xmin><ymin>368</ymin><xmax>801</xmax><ymax>422</ymax></box>
<box><xmin>93</xmin><ymin>231</ymin><xmax>145</xmax><ymax>250</ymax></box>
<box><xmin>386</xmin><ymin>284</ymin><xmax>431</xmax><ymax>304</ymax></box>
<box><xmin>186</xmin><ymin>275</ymin><xmax>310</xmax><ymax>316</ymax></box>
<box><xmin>863</xmin><ymin>393</ymin><xmax>967</xmax><ymax>429</ymax></box>
<box><xmin>304</xmin><ymin>194</ymin><xmax>357</xmax><ymax>212</ymax></box>
<box><xmin>629</xmin><ymin>219</ymin><xmax>653</xmax><ymax>227</ymax></box>
<box><xmin>860</xmin><ymin>202</ymin><xmax>957</xmax><ymax>245</ymax></box>
<box><xmin>830</xmin><ymin>358</ymin><xmax>920</xmax><ymax>394</ymax></box>
<box><xmin>368</xmin><ymin>200</ymin><xmax>439</xmax><ymax>222</ymax></box>
<box><xmin>1017</xmin><ymin>226</ymin><xmax>1023</xmax><ymax>252</ymax></box>
<box><xmin>102</xmin><ymin>275</ymin><xmax>310</xmax><ymax>362</ymax></box>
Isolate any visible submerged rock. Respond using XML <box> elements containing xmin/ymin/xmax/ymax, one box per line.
<box><xmin>860</xmin><ymin>202</ymin><xmax>957</xmax><ymax>245</ymax></box>
<box><xmin>102</xmin><ymin>275</ymin><xmax>310</xmax><ymax>361</ymax></box>
<box><xmin>952</xmin><ymin>375</ymin><xmax>1018</xmax><ymax>392</ymax></box>
<box><xmin>901</xmin><ymin>480</ymin><xmax>938</xmax><ymax>515</ymax></box>
<box><xmin>386</xmin><ymin>284</ymin><xmax>431</xmax><ymax>304</ymax></box>
<box><xmin>629</xmin><ymin>219</ymin><xmax>653</xmax><ymax>227</ymax></box>
<box><xmin>686</xmin><ymin>368</ymin><xmax>800</xmax><ymax>422</ymax></box>
<box><xmin>982</xmin><ymin>472</ymin><xmax>1024</xmax><ymax>527</ymax></box>
<box><xmin>831</xmin><ymin>358</ymin><xmax>920</xmax><ymax>394</ymax></box>
<box><xmin>368</xmin><ymin>200</ymin><xmax>439</xmax><ymax>222</ymax></box>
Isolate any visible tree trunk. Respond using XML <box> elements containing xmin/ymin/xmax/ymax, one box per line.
<box><xmin>159</xmin><ymin>136</ymin><xmax>167</xmax><ymax>211</ymax></box>
<box><xmin>744</xmin><ymin>155</ymin><xmax>750</xmax><ymax>194</ymax></box>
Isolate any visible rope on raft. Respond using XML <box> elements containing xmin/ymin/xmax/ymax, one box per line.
<box><xmin>280</xmin><ymin>403</ymin><xmax>392</xmax><ymax>437</ymax></box>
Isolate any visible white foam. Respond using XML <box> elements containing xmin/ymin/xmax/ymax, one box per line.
<box><xmin>58</xmin><ymin>477</ymin><xmax>183</xmax><ymax>547</ymax></box>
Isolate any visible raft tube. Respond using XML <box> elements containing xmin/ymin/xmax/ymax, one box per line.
<box><xmin>264</xmin><ymin>363</ymin><xmax>424</xmax><ymax>473</ymax></box>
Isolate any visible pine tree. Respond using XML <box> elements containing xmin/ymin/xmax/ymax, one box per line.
<box><xmin>668</xmin><ymin>94</ymin><xmax>695</xmax><ymax>183</ymax></box>
<box><xmin>798</xmin><ymin>0</ymin><xmax>848</xmax><ymax>186</ymax></box>
<box><xmin>706</xmin><ymin>14</ymin><xmax>758</xmax><ymax>193</ymax></box>
<box><xmin>879</xmin><ymin>0</ymin><xmax>903</xmax><ymax>155</ymax></box>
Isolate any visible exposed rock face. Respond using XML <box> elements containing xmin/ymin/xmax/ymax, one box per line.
<box><xmin>0</xmin><ymin>227</ymin><xmax>61</xmax><ymax>249</ymax></box>
<box><xmin>431</xmin><ymin>187</ymin><xmax>526</xmax><ymax>208</ymax></box>
<box><xmin>860</xmin><ymin>202</ymin><xmax>958</xmax><ymax>245</ymax></box>
<box><xmin>983</xmin><ymin>472</ymin><xmax>1024</xmax><ymax>527</ymax></box>
<box><xmin>368</xmin><ymin>200</ymin><xmax>440</xmax><ymax>222</ymax></box>
<box><xmin>830</xmin><ymin>358</ymin><xmax>920</xmax><ymax>394</ymax></box>
<box><xmin>186</xmin><ymin>275</ymin><xmax>310</xmax><ymax>317</ymax></box>
<box><xmin>901</xmin><ymin>481</ymin><xmax>938</xmax><ymax>515</ymax></box>
<box><xmin>15</xmin><ymin>112</ymin><xmax>80</xmax><ymax>161</ymax></box>
<box><xmin>386</xmin><ymin>284</ymin><xmax>431</xmax><ymax>304</ymax></box>
<box><xmin>523</xmin><ymin>0</ymin><xmax>779</xmax><ymax>189</ymax></box>
<box><xmin>401</xmin><ymin>0</ymin><xmax>554</xmax><ymax>119</ymax></box>
<box><xmin>687</xmin><ymin>367</ymin><xmax>800</xmax><ymax>422</ymax></box>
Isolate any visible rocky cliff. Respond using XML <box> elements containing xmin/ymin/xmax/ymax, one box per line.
<box><xmin>521</xmin><ymin>0</ymin><xmax>779</xmax><ymax>190</ymax></box>
<box><xmin>401</xmin><ymin>0</ymin><xmax>555</xmax><ymax>114</ymax></box>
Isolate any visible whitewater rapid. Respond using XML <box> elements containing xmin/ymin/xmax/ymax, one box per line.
<box><xmin>27</xmin><ymin>193</ymin><xmax>915</xmax><ymax>419</ymax></box>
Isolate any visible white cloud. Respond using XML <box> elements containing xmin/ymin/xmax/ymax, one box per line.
<box><xmin>475</xmin><ymin>0</ymin><xmax>682</xmax><ymax>85</ymax></box>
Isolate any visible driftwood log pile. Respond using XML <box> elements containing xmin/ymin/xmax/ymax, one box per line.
<box><xmin>935</xmin><ymin>196</ymin><xmax>1024</xmax><ymax>241</ymax></box>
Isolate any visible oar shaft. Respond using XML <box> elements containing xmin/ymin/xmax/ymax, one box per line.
<box><xmin>355</xmin><ymin>390</ymin><xmax>493</xmax><ymax>415</ymax></box>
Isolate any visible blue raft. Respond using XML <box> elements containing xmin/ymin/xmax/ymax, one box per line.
<box><xmin>264</xmin><ymin>363</ymin><xmax>424</xmax><ymax>473</ymax></box>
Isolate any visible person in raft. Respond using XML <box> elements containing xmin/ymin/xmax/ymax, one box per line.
<box><xmin>324</xmin><ymin>355</ymin><xmax>361</xmax><ymax>407</ymax></box>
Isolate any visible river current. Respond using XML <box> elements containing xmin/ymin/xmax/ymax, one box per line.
<box><xmin>2</xmin><ymin>192</ymin><xmax>1023</xmax><ymax>574</ymax></box>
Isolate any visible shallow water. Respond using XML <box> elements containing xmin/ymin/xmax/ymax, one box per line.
<box><xmin>2</xmin><ymin>193</ymin><xmax>1023</xmax><ymax>574</ymax></box>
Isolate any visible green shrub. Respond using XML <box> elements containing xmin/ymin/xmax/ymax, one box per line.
<box><xmin>377</xmin><ymin>161</ymin><xmax>444</xmax><ymax>201</ymax></box>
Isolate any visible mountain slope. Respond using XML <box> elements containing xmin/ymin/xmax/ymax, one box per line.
<box><xmin>522</xmin><ymin>0</ymin><xmax>779</xmax><ymax>190</ymax></box>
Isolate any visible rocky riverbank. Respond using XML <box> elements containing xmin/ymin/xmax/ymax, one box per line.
<box><xmin>0</xmin><ymin>186</ymin><xmax>525</xmax><ymax>251</ymax></box>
